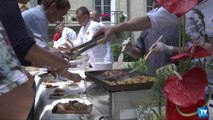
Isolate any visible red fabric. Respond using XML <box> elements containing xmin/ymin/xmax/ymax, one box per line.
<box><xmin>156</xmin><ymin>0</ymin><xmax>198</xmax><ymax>17</ymax></box>
<box><xmin>166</xmin><ymin>99</ymin><xmax>208</xmax><ymax>120</ymax></box>
<box><xmin>170</xmin><ymin>46</ymin><xmax>213</xmax><ymax>62</ymax></box>
<box><xmin>170</xmin><ymin>53</ymin><xmax>189</xmax><ymax>62</ymax></box>
<box><xmin>53</xmin><ymin>32</ymin><xmax>60</xmax><ymax>42</ymax></box>
<box><xmin>163</xmin><ymin>67</ymin><xmax>208</xmax><ymax>107</ymax></box>
<box><xmin>191</xmin><ymin>46</ymin><xmax>213</xmax><ymax>58</ymax></box>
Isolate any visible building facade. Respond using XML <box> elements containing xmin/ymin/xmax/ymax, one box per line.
<box><xmin>67</xmin><ymin>0</ymin><xmax>152</xmax><ymax>43</ymax></box>
<box><xmin>24</xmin><ymin>0</ymin><xmax>153</xmax><ymax>43</ymax></box>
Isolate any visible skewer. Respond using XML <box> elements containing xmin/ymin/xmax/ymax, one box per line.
<box><xmin>144</xmin><ymin>35</ymin><xmax>163</xmax><ymax>60</ymax></box>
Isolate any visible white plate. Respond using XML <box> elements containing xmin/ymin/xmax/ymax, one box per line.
<box><xmin>52</xmin><ymin>98</ymin><xmax>91</xmax><ymax>107</ymax></box>
<box><xmin>51</xmin><ymin>98</ymin><xmax>92</xmax><ymax>120</ymax></box>
<box><xmin>25</xmin><ymin>67</ymin><xmax>48</xmax><ymax>76</ymax></box>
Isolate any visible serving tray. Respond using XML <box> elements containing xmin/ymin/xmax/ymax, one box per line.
<box><xmin>85</xmin><ymin>69</ymin><xmax>155</xmax><ymax>92</ymax></box>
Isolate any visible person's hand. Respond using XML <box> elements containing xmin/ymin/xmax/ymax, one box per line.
<box><xmin>122</xmin><ymin>38</ymin><xmax>133</xmax><ymax>54</ymax></box>
<box><xmin>49</xmin><ymin>63</ymin><xmax>80</xmax><ymax>82</ymax></box>
<box><xmin>53</xmin><ymin>38</ymin><xmax>74</xmax><ymax>52</ymax></box>
<box><xmin>49</xmin><ymin>48</ymin><xmax>71</xmax><ymax>60</ymax></box>
<box><xmin>152</xmin><ymin>42</ymin><xmax>174</xmax><ymax>55</ymax></box>
<box><xmin>93</xmin><ymin>26</ymin><xmax>115</xmax><ymax>44</ymax></box>
<box><xmin>57</xmin><ymin>41</ymin><xmax>73</xmax><ymax>52</ymax></box>
<box><xmin>24</xmin><ymin>70</ymin><xmax>35</xmax><ymax>87</ymax></box>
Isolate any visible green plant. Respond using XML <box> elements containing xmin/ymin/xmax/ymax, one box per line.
<box><xmin>126</xmin><ymin>58</ymin><xmax>147</xmax><ymax>74</ymax></box>
<box><xmin>187</xmin><ymin>8</ymin><xmax>210</xmax><ymax>43</ymax></box>
<box><xmin>71</xmin><ymin>16</ymin><xmax>77</xmax><ymax>21</ymax></box>
<box><xmin>120</xmin><ymin>13</ymin><xmax>127</xmax><ymax>23</ymax></box>
<box><xmin>48</xmin><ymin>42</ymin><xmax>53</xmax><ymax>48</ymax></box>
<box><xmin>138</xmin><ymin>9</ymin><xmax>212</xmax><ymax>120</ymax></box>
<box><xmin>110</xmin><ymin>44</ymin><xmax>138</xmax><ymax>62</ymax></box>
<box><xmin>137</xmin><ymin>64</ymin><xmax>177</xmax><ymax>120</ymax></box>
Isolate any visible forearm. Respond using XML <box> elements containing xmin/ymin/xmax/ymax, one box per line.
<box><xmin>171</xmin><ymin>43</ymin><xmax>212</xmax><ymax>55</ymax></box>
<box><xmin>0</xmin><ymin>0</ymin><xmax>36</xmax><ymax>63</ymax></box>
<box><xmin>25</xmin><ymin>44</ymin><xmax>68</xmax><ymax>71</ymax></box>
<box><xmin>113</xmin><ymin>16</ymin><xmax>151</xmax><ymax>32</ymax></box>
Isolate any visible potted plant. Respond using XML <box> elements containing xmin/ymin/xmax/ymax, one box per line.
<box><xmin>101</xmin><ymin>13</ymin><xmax>110</xmax><ymax>21</ymax></box>
<box><xmin>71</xmin><ymin>14</ymin><xmax>77</xmax><ymax>21</ymax></box>
<box><xmin>137</xmin><ymin>8</ymin><xmax>213</xmax><ymax>120</ymax></box>
<box><xmin>120</xmin><ymin>13</ymin><xmax>127</xmax><ymax>23</ymax></box>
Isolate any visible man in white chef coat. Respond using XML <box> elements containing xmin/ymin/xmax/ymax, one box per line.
<box><xmin>72</xmin><ymin>6</ymin><xmax>114</xmax><ymax>69</ymax></box>
<box><xmin>53</xmin><ymin>21</ymin><xmax>77</xmax><ymax>51</ymax></box>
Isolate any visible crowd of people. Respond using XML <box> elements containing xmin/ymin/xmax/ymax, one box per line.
<box><xmin>0</xmin><ymin>0</ymin><xmax>212</xmax><ymax>119</ymax></box>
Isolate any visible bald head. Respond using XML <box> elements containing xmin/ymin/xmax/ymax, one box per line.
<box><xmin>90</xmin><ymin>10</ymin><xmax>100</xmax><ymax>22</ymax></box>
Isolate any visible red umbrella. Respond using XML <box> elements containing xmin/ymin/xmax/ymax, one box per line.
<box><xmin>163</xmin><ymin>67</ymin><xmax>208</xmax><ymax>107</ymax></box>
<box><xmin>156</xmin><ymin>0</ymin><xmax>198</xmax><ymax>17</ymax></box>
<box><xmin>170</xmin><ymin>46</ymin><xmax>213</xmax><ymax>62</ymax></box>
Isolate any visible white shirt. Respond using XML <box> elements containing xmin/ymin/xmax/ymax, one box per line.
<box><xmin>98</xmin><ymin>22</ymin><xmax>114</xmax><ymax>63</ymax></box>
<box><xmin>73</xmin><ymin>20</ymin><xmax>114</xmax><ymax>66</ymax></box>
<box><xmin>60</xmin><ymin>27</ymin><xmax>77</xmax><ymax>43</ymax></box>
<box><xmin>22</xmin><ymin>5</ymin><xmax>49</xmax><ymax>48</ymax></box>
<box><xmin>53</xmin><ymin>27</ymin><xmax>77</xmax><ymax>49</ymax></box>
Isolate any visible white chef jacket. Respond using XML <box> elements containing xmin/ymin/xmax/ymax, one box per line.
<box><xmin>73</xmin><ymin>19</ymin><xmax>114</xmax><ymax>65</ymax></box>
<box><xmin>53</xmin><ymin>27</ymin><xmax>77</xmax><ymax>48</ymax></box>
<box><xmin>98</xmin><ymin>22</ymin><xmax>114</xmax><ymax>63</ymax></box>
<box><xmin>22</xmin><ymin>5</ymin><xmax>49</xmax><ymax>49</ymax></box>
<box><xmin>61</xmin><ymin>27</ymin><xmax>77</xmax><ymax>43</ymax></box>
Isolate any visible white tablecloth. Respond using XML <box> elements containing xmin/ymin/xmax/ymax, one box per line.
<box><xmin>39</xmin><ymin>100</ymin><xmax>103</xmax><ymax>120</ymax></box>
<box><xmin>34</xmin><ymin>73</ymin><xmax>103</xmax><ymax>120</ymax></box>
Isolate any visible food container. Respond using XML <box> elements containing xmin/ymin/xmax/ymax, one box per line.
<box><xmin>92</xmin><ymin>62</ymin><xmax>113</xmax><ymax>71</ymax></box>
<box><xmin>69</xmin><ymin>55</ymin><xmax>89</xmax><ymax>70</ymax></box>
<box><xmin>85</xmin><ymin>69</ymin><xmax>155</xmax><ymax>120</ymax></box>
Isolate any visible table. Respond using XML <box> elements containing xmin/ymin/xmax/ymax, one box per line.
<box><xmin>32</xmin><ymin>67</ymin><xmax>213</xmax><ymax>120</ymax></box>
<box><xmin>34</xmin><ymin>73</ymin><xmax>103</xmax><ymax>120</ymax></box>
<box><xmin>39</xmin><ymin>100</ymin><xmax>103</xmax><ymax>120</ymax></box>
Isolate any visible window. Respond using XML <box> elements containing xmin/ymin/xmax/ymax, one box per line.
<box><xmin>147</xmin><ymin>0</ymin><xmax>153</xmax><ymax>12</ymax></box>
<box><xmin>95</xmin><ymin>0</ymin><xmax>111</xmax><ymax>21</ymax></box>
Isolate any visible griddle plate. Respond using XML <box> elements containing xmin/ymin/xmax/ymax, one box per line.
<box><xmin>85</xmin><ymin>69</ymin><xmax>154</xmax><ymax>92</ymax></box>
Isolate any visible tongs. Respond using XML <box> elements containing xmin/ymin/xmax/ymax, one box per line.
<box><xmin>67</xmin><ymin>34</ymin><xmax>105</xmax><ymax>59</ymax></box>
